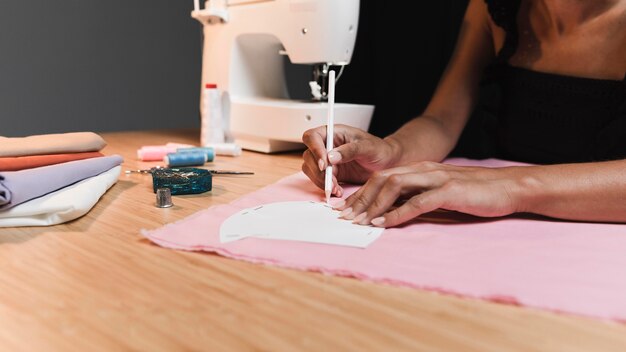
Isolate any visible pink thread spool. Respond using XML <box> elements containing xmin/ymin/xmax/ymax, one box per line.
<box><xmin>137</xmin><ymin>146</ymin><xmax>178</xmax><ymax>161</ymax></box>
<box><xmin>137</xmin><ymin>143</ymin><xmax>198</xmax><ymax>161</ymax></box>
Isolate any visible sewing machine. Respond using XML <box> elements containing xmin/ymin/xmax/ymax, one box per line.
<box><xmin>191</xmin><ymin>0</ymin><xmax>374</xmax><ymax>153</ymax></box>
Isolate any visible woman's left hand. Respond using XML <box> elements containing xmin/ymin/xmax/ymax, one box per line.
<box><xmin>336</xmin><ymin>161</ymin><xmax>526</xmax><ymax>227</ymax></box>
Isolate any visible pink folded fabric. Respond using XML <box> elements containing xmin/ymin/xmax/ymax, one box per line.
<box><xmin>0</xmin><ymin>152</ymin><xmax>104</xmax><ymax>171</ymax></box>
<box><xmin>0</xmin><ymin>132</ymin><xmax>106</xmax><ymax>157</ymax></box>
<box><xmin>142</xmin><ymin>158</ymin><xmax>626</xmax><ymax>322</ymax></box>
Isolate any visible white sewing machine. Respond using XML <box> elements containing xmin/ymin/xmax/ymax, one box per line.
<box><xmin>191</xmin><ymin>0</ymin><xmax>374</xmax><ymax>153</ymax></box>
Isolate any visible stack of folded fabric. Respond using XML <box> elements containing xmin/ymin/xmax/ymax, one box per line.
<box><xmin>0</xmin><ymin>132</ymin><xmax>123</xmax><ymax>227</ymax></box>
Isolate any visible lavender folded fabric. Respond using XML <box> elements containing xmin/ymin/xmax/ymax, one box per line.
<box><xmin>0</xmin><ymin>155</ymin><xmax>123</xmax><ymax>210</ymax></box>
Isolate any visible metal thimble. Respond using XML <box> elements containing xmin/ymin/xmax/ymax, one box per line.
<box><xmin>155</xmin><ymin>188</ymin><xmax>173</xmax><ymax>208</ymax></box>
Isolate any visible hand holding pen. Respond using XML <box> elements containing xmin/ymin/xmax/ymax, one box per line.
<box><xmin>301</xmin><ymin>126</ymin><xmax>398</xmax><ymax>201</ymax></box>
<box><xmin>301</xmin><ymin>70</ymin><xmax>400</xmax><ymax>201</ymax></box>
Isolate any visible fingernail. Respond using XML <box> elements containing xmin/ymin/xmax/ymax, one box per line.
<box><xmin>371</xmin><ymin>217</ymin><xmax>385</xmax><ymax>227</ymax></box>
<box><xmin>339</xmin><ymin>207</ymin><xmax>353</xmax><ymax>218</ymax></box>
<box><xmin>334</xmin><ymin>199</ymin><xmax>346</xmax><ymax>209</ymax></box>
<box><xmin>336</xmin><ymin>186</ymin><xmax>344</xmax><ymax>197</ymax></box>
<box><xmin>353</xmin><ymin>212</ymin><xmax>367</xmax><ymax>224</ymax></box>
<box><xmin>328</xmin><ymin>151</ymin><xmax>341</xmax><ymax>163</ymax></box>
<box><xmin>318</xmin><ymin>159</ymin><xmax>325</xmax><ymax>171</ymax></box>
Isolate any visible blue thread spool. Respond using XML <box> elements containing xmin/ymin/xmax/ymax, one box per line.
<box><xmin>177</xmin><ymin>147</ymin><xmax>215</xmax><ymax>162</ymax></box>
<box><xmin>164</xmin><ymin>151</ymin><xmax>207</xmax><ymax>167</ymax></box>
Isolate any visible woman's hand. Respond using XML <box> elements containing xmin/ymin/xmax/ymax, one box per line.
<box><xmin>336</xmin><ymin>161</ymin><xmax>525</xmax><ymax>227</ymax></box>
<box><xmin>301</xmin><ymin>124</ymin><xmax>399</xmax><ymax>197</ymax></box>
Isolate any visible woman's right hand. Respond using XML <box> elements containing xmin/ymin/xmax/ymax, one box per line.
<box><xmin>301</xmin><ymin>124</ymin><xmax>399</xmax><ymax>197</ymax></box>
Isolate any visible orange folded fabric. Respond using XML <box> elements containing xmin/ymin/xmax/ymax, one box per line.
<box><xmin>0</xmin><ymin>152</ymin><xmax>104</xmax><ymax>171</ymax></box>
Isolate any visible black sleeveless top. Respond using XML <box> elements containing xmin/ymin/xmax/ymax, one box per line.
<box><xmin>484</xmin><ymin>0</ymin><xmax>626</xmax><ymax>164</ymax></box>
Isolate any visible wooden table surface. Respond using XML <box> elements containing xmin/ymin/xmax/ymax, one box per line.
<box><xmin>1</xmin><ymin>129</ymin><xmax>625</xmax><ymax>352</ymax></box>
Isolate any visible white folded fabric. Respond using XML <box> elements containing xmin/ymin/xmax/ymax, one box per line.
<box><xmin>0</xmin><ymin>166</ymin><xmax>121</xmax><ymax>227</ymax></box>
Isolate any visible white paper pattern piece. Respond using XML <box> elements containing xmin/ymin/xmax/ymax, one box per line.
<box><xmin>219</xmin><ymin>201</ymin><xmax>384</xmax><ymax>248</ymax></box>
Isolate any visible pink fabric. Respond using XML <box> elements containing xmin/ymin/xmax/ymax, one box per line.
<box><xmin>142</xmin><ymin>158</ymin><xmax>626</xmax><ymax>322</ymax></box>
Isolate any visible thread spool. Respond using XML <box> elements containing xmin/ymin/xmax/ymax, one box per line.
<box><xmin>164</xmin><ymin>152</ymin><xmax>207</xmax><ymax>167</ymax></box>
<box><xmin>177</xmin><ymin>147</ymin><xmax>215</xmax><ymax>162</ymax></box>
<box><xmin>205</xmin><ymin>143</ymin><xmax>242</xmax><ymax>157</ymax></box>
<box><xmin>137</xmin><ymin>143</ymin><xmax>195</xmax><ymax>161</ymax></box>
<box><xmin>201</xmin><ymin>83</ymin><xmax>225</xmax><ymax>145</ymax></box>
<box><xmin>138</xmin><ymin>146</ymin><xmax>178</xmax><ymax>161</ymax></box>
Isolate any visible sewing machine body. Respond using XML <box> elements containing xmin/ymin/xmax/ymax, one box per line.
<box><xmin>192</xmin><ymin>0</ymin><xmax>374</xmax><ymax>153</ymax></box>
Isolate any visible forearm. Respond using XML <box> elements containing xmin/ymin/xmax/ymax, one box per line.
<box><xmin>513</xmin><ymin>160</ymin><xmax>626</xmax><ymax>222</ymax></box>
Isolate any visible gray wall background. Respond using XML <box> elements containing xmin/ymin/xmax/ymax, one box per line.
<box><xmin>0</xmin><ymin>1</ymin><xmax>202</xmax><ymax>137</ymax></box>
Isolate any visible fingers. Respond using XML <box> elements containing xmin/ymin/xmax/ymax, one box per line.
<box><xmin>303</xmin><ymin>124</ymin><xmax>372</xmax><ymax>168</ymax></box>
<box><xmin>330</xmin><ymin>138</ymin><xmax>371</xmax><ymax>165</ymax></box>
<box><xmin>302</xmin><ymin>124</ymin><xmax>383</xmax><ymax>199</ymax></box>
<box><xmin>350</xmin><ymin>172</ymin><xmax>436</xmax><ymax>223</ymax></box>
<box><xmin>302</xmin><ymin>126</ymin><xmax>329</xmax><ymax>170</ymax></box>
<box><xmin>336</xmin><ymin>165</ymin><xmax>451</xmax><ymax>226</ymax></box>
<box><xmin>351</xmin><ymin>178</ymin><xmax>404</xmax><ymax>223</ymax></box>
<box><xmin>301</xmin><ymin>149</ymin><xmax>343</xmax><ymax>196</ymax></box>
<box><xmin>373</xmin><ymin>190</ymin><xmax>448</xmax><ymax>227</ymax></box>
<box><xmin>328</xmin><ymin>161</ymin><xmax>511</xmax><ymax>227</ymax></box>
<box><xmin>336</xmin><ymin>170</ymin><xmax>390</xmax><ymax>219</ymax></box>
<box><xmin>333</xmin><ymin>174</ymin><xmax>344</xmax><ymax>197</ymax></box>
<box><xmin>302</xmin><ymin>149</ymin><xmax>325</xmax><ymax>190</ymax></box>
